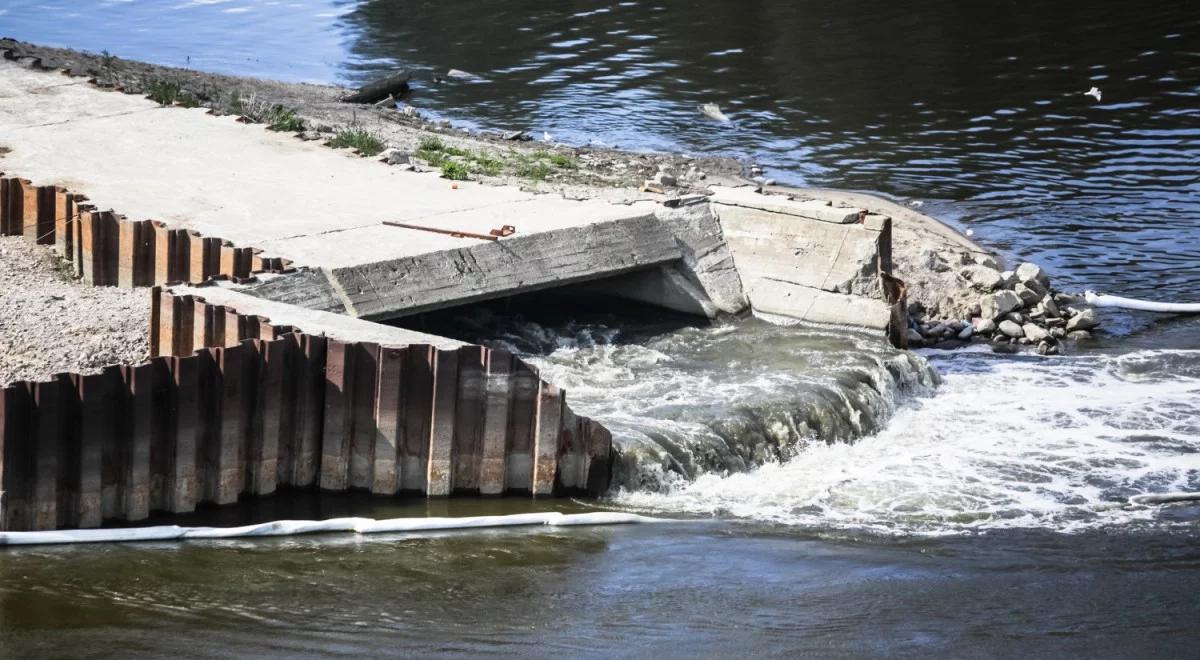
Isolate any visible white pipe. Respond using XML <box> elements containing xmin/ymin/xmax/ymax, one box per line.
<box><xmin>1085</xmin><ymin>291</ymin><xmax>1200</xmax><ymax>313</ymax></box>
<box><xmin>0</xmin><ymin>511</ymin><xmax>664</xmax><ymax>547</ymax></box>
<box><xmin>1129</xmin><ymin>492</ymin><xmax>1200</xmax><ymax>505</ymax></box>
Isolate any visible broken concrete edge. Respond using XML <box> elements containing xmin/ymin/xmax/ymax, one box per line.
<box><xmin>711</xmin><ymin>186</ymin><xmax>908</xmax><ymax>346</ymax></box>
<box><xmin>762</xmin><ymin>183</ymin><xmax>995</xmax><ymax>262</ymax></box>
<box><xmin>0</xmin><ymin>173</ymin><xmax>293</xmax><ymax>287</ymax></box>
<box><xmin>0</xmin><ymin>286</ymin><xmax>614</xmax><ymax>532</ymax></box>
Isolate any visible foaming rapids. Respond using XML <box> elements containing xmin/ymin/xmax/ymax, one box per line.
<box><xmin>616</xmin><ymin>349</ymin><xmax>1200</xmax><ymax>535</ymax></box>
<box><xmin>443</xmin><ymin>309</ymin><xmax>939</xmax><ymax>491</ymax></box>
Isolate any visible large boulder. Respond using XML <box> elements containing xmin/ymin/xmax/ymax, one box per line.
<box><xmin>999</xmin><ymin>320</ymin><xmax>1025</xmax><ymax>338</ymax></box>
<box><xmin>972</xmin><ymin>317</ymin><xmax>997</xmax><ymax>334</ymax></box>
<box><xmin>981</xmin><ymin>290</ymin><xmax>1022</xmax><ymax>320</ymax></box>
<box><xmin>960</xmin><ymin>265</ymin><xmax>1005</xmax><ymax>291</ymax></box>
<box><xmin>1016</xmin><ymin>262</ymin><xmax>1051</xmax><ymax>288</ymax></box>
<box><xmin>1014</xmin><ymin>283</ymin><xmax>1043</xmax><ymax>307</ymax></box>
<box><xmin>1066</xmin><ymin>308</ymin><xmax>1099</xmax><ymax>332</ymax></box>
<box><xmin>1023</xmin><ymin>323</ymin><xmax>1050</xmax><ymax>342</ymax></box>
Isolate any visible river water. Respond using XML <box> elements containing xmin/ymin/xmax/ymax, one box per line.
<box><xmin>3</xmin><ymin>1</ymin><xmax>1200</xmax><ymax>656</ymax></box>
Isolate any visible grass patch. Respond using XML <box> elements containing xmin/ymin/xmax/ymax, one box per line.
<box><xmin>146</xmin><ymin>80</ymin><xmax>198</xmax><ymax>107</ymax></box>
<box><xmin>329</xmin><ymin>127</ymin><xmax>385</xmax><ymax>156</ymax></box>
<box><xmin>516</xmin><ymin>160</ymin><xmax>553</xmax><ymax>180</ymax></box>
<box><xmin>547</xmin><ymin>152</ymin><xmax>578</xmax><ymax>169</ymax></box>
<box><xmin>440</xmin><ymin>161</ymin><xmax>470</xmax><ymax>180</ymax></box>
<box><xmin>267</xmin><ymin>106</ymin><xmax>305</xmax><ymax>132</ymax></box>
<box><xmin>417</xmin><ymin>137</ymin><xmax>504</xmax><ymax>178</ymax></box>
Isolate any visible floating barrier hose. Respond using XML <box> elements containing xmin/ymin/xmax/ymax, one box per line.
<box><xmin>0</xmin><ymin>512</ymin><xmax>663</xmax><ymax>547</ymax></box>
<box><xmin>1129</xmin><ymin>492</ymin><xmax>1200</xmax><ymax>506</ymax></box>
<box><xmin>1085</xmin><ymin>291</ymin><xmax>1200</xmax><ymax>313</ymax></box>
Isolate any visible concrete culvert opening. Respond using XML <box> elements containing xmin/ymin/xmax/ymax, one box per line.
<box><xmin>390</xmin><ymin>284</ymin><xmax>938</xmax><ymax>494</ymax></box>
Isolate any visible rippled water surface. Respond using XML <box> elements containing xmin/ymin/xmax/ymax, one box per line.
<box><xmin>4</xmin><ymin>1</ymin><xmax>1200</xmax><ymax>656</ymax></box>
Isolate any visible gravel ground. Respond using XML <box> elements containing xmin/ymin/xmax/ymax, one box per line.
<box><xmin>0</xmin><ymin>236</ymin><xmax>150</xmax><ymax>386</ymax></box>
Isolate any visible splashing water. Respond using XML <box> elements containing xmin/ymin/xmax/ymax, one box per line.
<box><xmin>614</xmin><ymin>349</ymin><xmax>1200</xmax><ymax>535</ymax></box>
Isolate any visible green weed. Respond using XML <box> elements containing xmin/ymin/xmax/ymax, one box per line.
<box><xmin>329</xmin><ymin>127</ymin><xmax>385</xmax><ymax>156</ymax></box>
<box><xmin>441</xmin><ymin>161</ymin><xmax>470</xmax><ymax>180</ymax></box>
<box><xmin>267</xmin><ymin>106</ymin><xmax>305</xmax><ymax>132</ymax></box>
<box><xmin>146</xmin><ymin>80</ymin><xmax>197</xmax><ymax>107</ymax></box>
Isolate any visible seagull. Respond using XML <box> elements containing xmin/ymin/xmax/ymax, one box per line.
<box><xmin>1084</xmin><ymin>86</ymin><xmax>1102</xmax><ymax>101</ymax></box>
<box><xmin>542</xmin><ymin>131</ymin><xmax>553</xmax><ymax>142</ymax></box>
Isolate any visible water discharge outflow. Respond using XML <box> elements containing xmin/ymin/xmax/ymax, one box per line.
<box><xmin>615</xmin><ymin>349</ymin><xmax>1200</xmax><ymax>535</ymax></box>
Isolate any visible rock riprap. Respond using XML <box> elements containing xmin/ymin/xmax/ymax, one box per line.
<box><xmin>908</xmin><ymin>261</ymin><xmax>1100</xmax><ymax>355</ymax></box>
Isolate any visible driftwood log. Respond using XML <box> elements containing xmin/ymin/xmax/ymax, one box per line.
<box><xmin>341</xmin><ymin>71</ymin><xmax>411</xmax><ymax>104</ymax></box>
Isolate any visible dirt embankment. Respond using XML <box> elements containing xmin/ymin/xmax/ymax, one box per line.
<box><xmin>0</xmin><ymin>236</ymin><xmax>150</xmax><ymax>386</ymax></box>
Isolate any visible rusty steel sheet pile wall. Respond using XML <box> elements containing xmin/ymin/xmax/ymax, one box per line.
<box><xmin>0</xmin><ymin>174</ymin><xmax>292</xmax><ymax>286</ymax></box>
<box><xmin>0</xmin><ymin>290</ymin><xmax>613</xmax><ymax>532</ymax></box>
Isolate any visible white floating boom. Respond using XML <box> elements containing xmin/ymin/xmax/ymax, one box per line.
<box><xmin>1086</xmin><ymin>291</ymin><xmax>1200</xmax><ymax>313</ymax></box>
<box><xmin>0</xmin><ymin>512</ymin><xmax>662</xmax><ymax>547</ymax></box>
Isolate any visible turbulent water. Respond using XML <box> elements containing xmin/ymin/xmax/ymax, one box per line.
<box><xmin>621</xmin><ymin>348</ymin><xmax>1200</xmax><ymax>534</ymax></box>
<box><xmin>426</xmin><ymin>306</ymin><xmax>939</xmax><ymax>492</ymax></box>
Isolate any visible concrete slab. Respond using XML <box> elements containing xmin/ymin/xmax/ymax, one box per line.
<box><xmin>169</xmin><ymin>283</ymin><xmax>465</xmax><ymax>350</ymax></box>
<box><xmin>0</xmin><ymin>62</ymin><xmax>656</xmax><ymax>268</ymax></box>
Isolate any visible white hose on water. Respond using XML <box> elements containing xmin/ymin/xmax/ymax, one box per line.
<box><xmin>1085</xmin><ymin>291</ymin><xmax>1200</xmax><ymax>313</ymax></box>
<box><xmin>1128</xmin><ymin>492</ymin><xmax>1200</xmax><ymax>506</ymax></box>
<box><xmin>0</xmin><ymin>511</ymin><xmax>664</xmax><ymax>546</ymax></box>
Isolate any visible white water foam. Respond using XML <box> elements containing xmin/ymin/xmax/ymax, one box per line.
<box><xmin>614</xmin><ymin>350</ymin><xmax>1200</xmax><ymax>535</ymax></box>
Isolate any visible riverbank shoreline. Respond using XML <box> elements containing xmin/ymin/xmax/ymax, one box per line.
<box><xmin>0</xmin><ymin>37</ymin><xmax>1097</xmax><ymax>387</ymax></box>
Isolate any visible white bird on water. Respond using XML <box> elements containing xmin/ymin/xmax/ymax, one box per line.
<box><xmin>1084</xmin><ymin>86</ymin><xmax>1102</xmax><ymax>101</ymax></box>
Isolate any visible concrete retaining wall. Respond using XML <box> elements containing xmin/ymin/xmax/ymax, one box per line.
<box><xmin>0</xmin><ymin>289</ymin><xmax>612</xmax><ymax>532</ymax></box>
<box><xmin>0</xmin><ymin>174</ymin><xmax>292</xmax><ymax>285</ymax></box>
<box><xmin>711</xmin><ymin>186</ymin><xmax>906</xmax><ymax>342</ymax></box>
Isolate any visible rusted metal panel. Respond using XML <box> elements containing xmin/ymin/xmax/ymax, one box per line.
<box><xmin>348</xmin><ymin>342</ymin><xmax>380</xmax><ymax>490</ymax></box>
<box><xmin>532</xmin><ymin>382</ymin><xmax>562</xmax><ymax>496</ymax></box>
<box><xmin>1</xmin><ymin>383</ymin><xmax>33</xmax><ymax>531</ymax></box>
<box><xmin>149</xmin><ymin>287</ymin><xmax>163</xmax><ymax>359</ymax></box>
<box><xmin>427</xmin><ymin>348</ymin><xmax>459</xmax><ymax>496</ymax></box>
<box><xmin>157</xmin><ymin>292</ymin><xmax>178</xmax><ymax>357</ymax></box>
<box><xmin>268</xmin><ymin>334</ymin><xmax>298</xmax><ymax>490</ymax></box>
<box><xmin>78</xmin><ymin>368</ymin><xmax>120</xmax><ymax>526</ymax></box>
<box><xmin>479</xmin><ymin>348</ymin><xmax>512</xmax><ymax>495</ymax></box>
<box><xmin>292</xmin><ymin>333</ymin><xmax>326</xmax><ymax>487</ymax></box>
<box><xmin>372</xmin><ymin>346</ymin><xmax>404</xmax><ymax>495</ymax></box>
<box><xmin>19</xmin><ymin>180</ymin><xmax>39</xmax><ymax>243</ymax></box>
<box><xmin>585</xmin><ymin>419</ymin><xmax>613</xmax><ymax>496</ymax></box>
<box><xmin>78</xmin><ymin>210</ymin><xmax>101</xmax><ymax>285</ymax></box>
<box><xmin>219</xmin><ymin>242</ymin><xmax>237</xmax><ymax>278</ymax></box>
<box><xmin>98</xmin><ymin>212</ymin><xmax>121</xmax><ymax>286</ymax></box>
<box><xmin>320</xmin><ymin>339</ymin><xmax>354</xmax><ymax>491</ymax></box>
<box><xmin>123</xmin><ymin>362</ymin><xmax>154</xmax><ymax>521</ymax></box>
<box><xmin>401</xmin><ymin>345</ymin><xmax>434</xmax><ymax>493</ymax></box>
<box><xmin>505</xmin><ymin>360</ymin><xmax>539</xmax><ymax>493</ymax></box>
<box><xmin>31</xmin><ymin>378</ymin><xmax>61</xmax><ymax>530</ymax></box>
<box><xmin>152</xmin><ymin>221</ymin><xmax>172</xmax><ymax>285</ymax></box>
<box><xmin>34</xmin><ymin>185</ymin><xmax>57</xmax><ymax>245</ymax></box>
<box><xmin>211</xmin><ymin>342</ymin><xmax>251</xmax><ymax>504</ymax></box>
<box><xmin>167</xmin><ymin>355</ymin><xmax>200</xmax><ymax>513</ymax></box>
<box><xmin>117</xmin><ymin>219</ymin><xmax>139</xmax><ymax>287</ymax></box>
<box><xmin>453</xmin><ymin>345</ymin><xmax>486</xmax><ymax>493</ymax></box>
<box><xmin>554</xmin><ymin>404</ymin><xmax>584</xmax><ymax>493</ymax></box>
<box><xmin>251</xmin><ymin>337</ymin><xmax>288</xmax><ymax>495</ymax></box>
<box><xmin>0</xmin><ymin>178</ymin><xmax>9</xmax><ymax>234</ymax></box>
<box><xmin>187</xmin><ymin>231</ymin><xmax>207</xmax><ymax>283</ymax></box>
<box><xmin>192</xmin><ymin>299</ymin><xmax>213</xmax><ymax>351</ymax></box>
<box><xmin>53</xmin><ymin>190</ymin><xmax>73</xmax><ymax>258</ymax></box>
<box><xmin>148</xmin><ymin>356</ymin><xmax>173</xmax><ymax>512</ymax></box>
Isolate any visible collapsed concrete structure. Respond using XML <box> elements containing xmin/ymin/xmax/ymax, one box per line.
<box><xmin>0</xmin><ymin>53</ymin><xmax>908</xmax><ymax>531</ymax></box>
